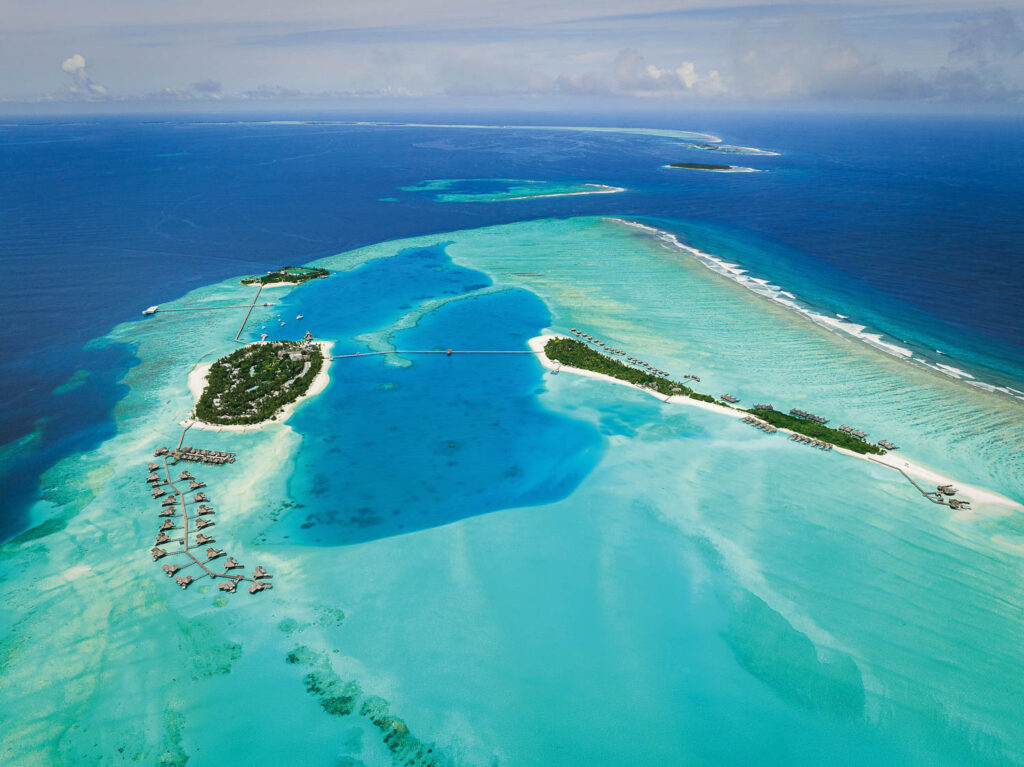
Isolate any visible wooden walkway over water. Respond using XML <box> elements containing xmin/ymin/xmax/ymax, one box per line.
<box><xmin>331</xmin><ymin>349</ymin><xmax>541</xmax><ymax>359</ymax></box>
<box><xmin>234</xmin><ymin>284</ymin><xmax>264</xmax><ymax>342</ymax></box>
<box><xmin>153</xmin><ymin>455</ymin><xmax>269</xmax><ymax>593</ymax></box>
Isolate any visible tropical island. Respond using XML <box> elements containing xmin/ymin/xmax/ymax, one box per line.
<box><xmin>192</xmin><ymin>339</ymin><xmax>328</xmax><ymax>426</ymax></box>
<box><xmin>668</xmin><ymin>162</ymin><xmax>739</xmax><ymax>171</ymax></box>
<box><xmin>679</xmin><ymin>142</ymin><xmax>780</xmax><ymax>156</ymax></box>
<box><xmin>543</xmin><ymin>337</ymin><xmax>884</xmax><ymax>455</ymax></box>
<box><xmin>241</xmin><ymin>265</ymin><xmax>329</xmax><ymax>286</ymax></box>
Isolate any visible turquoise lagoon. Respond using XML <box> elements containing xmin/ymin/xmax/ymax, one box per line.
<box><xmin>1</xmin><ymin>216</ymin><xmax>1023</xmax><ymax>766</ymax></box>
<box><xmin>400</xmin><ymin>178</ymin><xmax>624</xmax><ymax>202</ymax></box>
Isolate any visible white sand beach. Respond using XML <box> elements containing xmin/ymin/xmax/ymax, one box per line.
<box><xmin>504</xmin><ymin>184</ymin><xmax>626</xmax><ymax>200</ymax></box>
<box><xmin>183</xmin><ymin>340</ymin><xmax>333</xmax><ymax>432</ymax></box>
<box><xmin>530</xmin><ymin>334</ymin><xmax>1022</xmax><ymax>513</ymax></box>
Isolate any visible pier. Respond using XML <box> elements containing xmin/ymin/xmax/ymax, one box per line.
<box><xmin>331</xmin><ymin>349</ymin><xmax>541</xmax><ymax>360</ymax></box>
<box><xmin>865</xmin><ymin>458</ymin><xmax>972</xmax><ymax>509</ymax></box>
<box><xmin>234</xmin><ymin>284</ymin><xmax>264</xmax><ymax>342</ymax></box>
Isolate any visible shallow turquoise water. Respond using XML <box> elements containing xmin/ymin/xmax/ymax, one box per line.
<box><xmin>1</xmin><ymin>215</ymin><xmax>1022</xmax><ymax>766</ymax></box>
<box><xmin>400</xmin><ymin>178</ymin><xmax>621</xmax><ymax>202</ymax></box>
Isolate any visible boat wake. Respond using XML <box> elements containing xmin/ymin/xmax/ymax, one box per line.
<box><xmin>616</xmin><ymin>219</ymin><xmax>1024</xmax><ymax>403</ymax></box>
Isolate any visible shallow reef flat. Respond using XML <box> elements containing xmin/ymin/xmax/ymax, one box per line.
<box><xmin>1</xmin><ymin>215</ymin><xmax>1023</xmax><ymax>766</ymax></box>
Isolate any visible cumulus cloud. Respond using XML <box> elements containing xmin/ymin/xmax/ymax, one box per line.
<box><xmin>555</xmin><ymin>48</ymin><xmax>726</xmax><ymax>97</ymax></box>
<box><xmin>60</xmin><ymin>53</ymin><xmax>108</xmax><ymax>98</ymax></box>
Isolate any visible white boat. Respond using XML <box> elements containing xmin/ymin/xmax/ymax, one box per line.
<box><xmin>296</xmin><ymin>314</ymin><xmax>304</xmax><ymax>320</ymax></box>
<box><xmin>142</xmin><ymin>306</ymin><xmax>158</xmax><ymax>316</ymax></box>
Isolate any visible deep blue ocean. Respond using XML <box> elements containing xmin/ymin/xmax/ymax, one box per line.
<box><xmin>2</xmin><ymin>111</ymin><xmax>1023</xmax><ymax>540</ymax></box>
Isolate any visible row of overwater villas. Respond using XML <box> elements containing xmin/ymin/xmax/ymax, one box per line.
<box><xmin>742</xmin><ymin>415</ymin><xmax>778</xmax><ymax>434</ymax></box>
<box><xmin>144</xmin><ymin>459</ymin><xmax>273</xmax><ymax>594</ymax></box>
<box><xmin>568</xmin><ymin>328</ymin><xmax>673</xmax><ymax>378</ymax></box>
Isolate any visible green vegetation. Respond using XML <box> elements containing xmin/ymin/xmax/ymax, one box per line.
<box><xmin>746</xmin><ymin>409</ymin><xmax>884</xmax><ymax>454</ymax></box>
<box><xmin>195</xmin><ymin>341</ymin><xmax>324</xmax><ymax>425</ymax></box>
<box><xmin>668</xmin><ymin>162</ymin><xmax>734</xmax><ymax>171</ymax></box>
<box><xmin>545</xmin><ymin>337</ymin><xmax>885</xmax><ymax>454</ymax></box>
<box><xmin>241</xmin><ymin>265</ymin><xmax>329</xmax><ymax>286</ymax></box>
<box><xmin>544</xmin><ymin>338</ymin><xmax>718</xmax><ymax>403</ymax></box>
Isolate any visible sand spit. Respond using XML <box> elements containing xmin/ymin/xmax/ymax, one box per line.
<box><xmin>529</xmin><ymin>335</ymin><xmax>1022</xmax><ymax>514</ymax></box>
<box><xmin>502</xmin><ymin>184</ymin><xmax>626</xmax><ymax>200</ymax></box>
<box><xmin>183</xmin><ymin>341</ymin><xmax>333</xmax><ymax>432</ymax></box>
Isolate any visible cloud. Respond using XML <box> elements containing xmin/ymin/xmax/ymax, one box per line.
<box><xmin>60</xmin><ymin>54</ymin><xmax>86</xmax><ymax>75</ymax></box>
<box><xmin>726</xmin><ymin>10</ymin><xmax>1023</xmax><ymax>102</ymax></box>
<box><xmin>950</xmin><ymin>9</ymin><xmax>1024</xmax><ymax>69</ymax></box>
<box><xmin>60</xmin><ymin>53</ymin><xmax>109</xmax><ymax>98</ymax></box>
<box><xmin>555</xmin><ymin>48</ymin><xmax>726</xmax><ymax>97</ymax></box>
<box><xmin>191</xmin><ymin>79</ymin><xmax>223</xmax><ymax>95</ymax></box>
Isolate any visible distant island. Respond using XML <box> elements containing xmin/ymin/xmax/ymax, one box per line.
<box><xmin>241</xmin><ymin>266</ymin><xmax>329</xmax><ymax>286</ymax></box>
<box><xmin>193</xmin><ymin>339</ymin><xmax>327</xmax><ymax>426</ymax></box>
<box><xmin>679</xmin><ymin>142</ymin><xmax>780</xmax><ymax>156</ymax></box>
<box><xmin>668</xmin><ymin>162</ymin><xmax>736</xmax><ymax>171</ymax></box>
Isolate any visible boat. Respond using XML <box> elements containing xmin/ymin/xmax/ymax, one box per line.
<box><xmin>296</xmin><ymin>314</ymin><xmax>303</xmax><ymax>320</ymax></box>
<box><xmin>142</xmin><ymin>306</ymin><xmax>158</xmax><ymax>316</ymax></box>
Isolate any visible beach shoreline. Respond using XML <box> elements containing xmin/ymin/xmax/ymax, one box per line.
<box><xmin>182</xmin><ymin>340</ymin><xmax>333</xmax><ymax>432</ymax></box>
<box><xmin>503</xmin><ymin>184</ymin><xmax>626</xmax><ymax>200</ymax></box>
<box><xmin>529</xmin><ymin>334</ymin><xmax>1021</xmax><ymax>513</ymax></box>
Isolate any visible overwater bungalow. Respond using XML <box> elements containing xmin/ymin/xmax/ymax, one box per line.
<box><xmin>218</xmin><ymin>580</ymin><xmax>237</xmax><ymax>593</ymax></box>
<box><xmin>158</xmin><ymin>508</ymin><xmax>176</xmax><ymax>518</ymax></box>
<box><xmin>175</xmin><ymin>575</ymin><xmax>193</xmax><ymax>590</ymax></box>
<box><xmin>253</xmin><ymin>566</ymin><xmax>270</xmax><ymax>579</ymax></box>
<box><xmin>154</xmin><ymin>447</ymin><xmax>169</xmax><ymax>456</ymax></box>
<box><xmin>249</xmin><ymin>580</ymin><xmax>273</xmax><ymax>594</ymax></box>
<box><xmin>155</xmin><ymin>532</ymin><xmax>171</xmax><ymax>545</ymax></box>
<box><xmin>938</xmin><ymin>484</ymin><xmax>957</xmax><ymax>496</ymax></box>
<box><xmin>195</xmin><ymin>533</ymin><xmax>214</xmax><ymax>545</ymax></box>
<box><xmin>162</xmin><ymin>563</ymin><xmax>180</xmax><ymax>577</ymax></box>
<box><xmin>152</xmin><ymin>488</ymin><xmax>166</xmax><ymax>498</ymax></box>
<box><xmin>194</xmin><ymin>492</ymin><xmax>209</xmax><ymax>502</ymax></box>
<box><xmin>179</xmin><ymin>471</ymin><xmax>193</xmax><ymax>480</ymax></box>
<box><xmin>188</xmin><ymin>480</ymin><xmax>205</xmax><ymax>490</ymax></box>
<box><xmin>147</xmin><ymin>463</ymin><xmax>159</xmax><ymax>471</ymax></box>
<box><xmin>197</xmin><ymin>504</ymin><xmax>214</xmax><ymax>515</ymax></box>
<box><xmin>151</xmin><ymin>547</ymin><xmax>168</xmax><ymax>560</ymax></box>
<box><xmin>224</xmin><ymin>557</ymin><xmax>242</xmax><ymax>569</ymax></box>
<box><xmin>205</xmin><ymin>547</ymin><xmax>225</xmax><ymax>560</ymax></box>
<box><xmin>161</xmin><ymin>496</ymin><xmax>177</xmax><ymax>506</ymax></box>
<box><xmin>159</xmin><ymin>519</ymin><xmax>176</xmax><ymax>532</ymax></box>
<box><xmin>195</xmin><ymin>518</ymin><xmax>214</xmax><ymax>530</ymax></box>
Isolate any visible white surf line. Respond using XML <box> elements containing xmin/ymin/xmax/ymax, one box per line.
<box><xmin>529</xmin><ymin>335</ymin><xmax>1022</xmax><ymax>513</ymax></box>
<box><xmin>614</xmin><ymin>219</ymin><xmax>1024</xmax><ymax>403</ymax></box>
<box><xmin>189</xmin><ymin>120</ymin><xmax>723</xmax><ymax>144</ymax></box>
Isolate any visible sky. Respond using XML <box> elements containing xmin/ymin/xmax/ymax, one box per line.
<box><xmin>2</xmin><ymin>0</ymin><xmax>1023</xmax><ymax>112</ymax></box>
